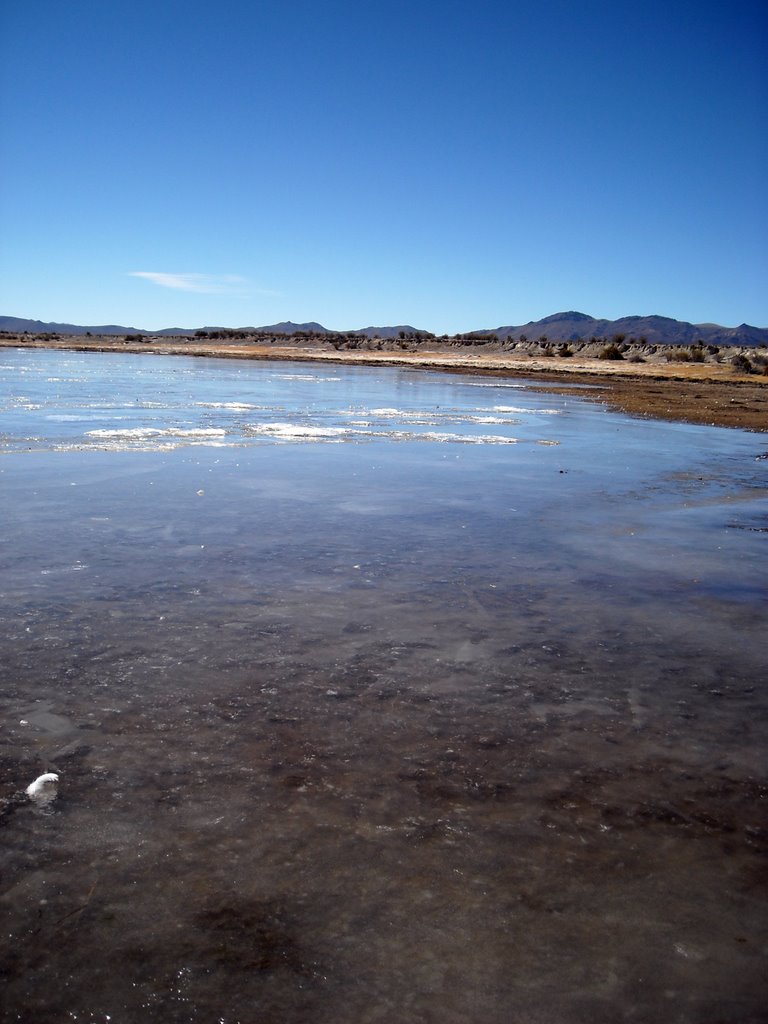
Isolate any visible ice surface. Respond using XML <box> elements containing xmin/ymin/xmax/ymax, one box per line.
<box><xmin>0</xmin><ymin>348</ymin><xmax>766</xmax><ymax>1023</ymax></box>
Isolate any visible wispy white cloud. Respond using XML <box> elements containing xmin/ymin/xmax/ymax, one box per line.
<box><xmin>129</xmin><ymin>272</ymin><xmax>252</xmax><ymax>295</ymax></box>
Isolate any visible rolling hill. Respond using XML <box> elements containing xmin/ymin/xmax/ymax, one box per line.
<box><xmin>2</xmin><ymin>312</ymin><xmax>766</xmax><ymax>346</ymax></box>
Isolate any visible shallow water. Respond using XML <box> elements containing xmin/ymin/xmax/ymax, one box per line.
<box><xmin>1</xmin><ymin>348</ymin><xmax>767</xmax><ymax>1023</ymax></box>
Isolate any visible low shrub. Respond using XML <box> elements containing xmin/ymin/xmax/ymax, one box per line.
<box><xmin>667</xmin><ymin>349</ymin><xmax>691</xmax><ymax>362</ymax></box>
<box><xmin>731</xmin><ymin>353</ymin><xmax>754</xmax><ymax>373</ymax></box>
<box><xmin>598</xmin><ymin>343</ymin><xmax>624</xmax><ymax>360</ymax></box>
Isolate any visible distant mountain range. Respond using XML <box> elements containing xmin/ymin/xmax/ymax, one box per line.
<box><xmin>485</xmin><ymin>311</ymin><xmax>768</xmax><ymax>347</ymax></box>
<box><xmin>0</xmin><ymin>316</ymin><xmax>432</xmax><ymax>340</ymax></box>
<box><xmin>0</xmin><ymin>316</ymin><xmax>189</xmax><ymax>337</ymax></box>
<box><xmin>1</xmin><ymin>312</ymin><xmax>766</xmax><ymax>346</ymax></box>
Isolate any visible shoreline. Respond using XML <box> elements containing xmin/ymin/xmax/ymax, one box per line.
<box><xmin>2</xmin><ymin>336</ymin><xmax>766</xmax><ymax>432</ymax></box>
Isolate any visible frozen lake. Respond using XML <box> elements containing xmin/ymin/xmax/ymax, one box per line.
<box><xmin>1</xmin><ymin>348</ymin><xmax>767</xmax><ymax>1023</ymax></box>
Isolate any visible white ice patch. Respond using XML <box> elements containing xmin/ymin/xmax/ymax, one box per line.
<box><xmin>362</xmin><ymin>408</ymin><xmax>444</xmax><ymax>424</ymax></box>
<box><xmin>274</xmin><ymin>374</ymin><xmax>341</xmax><ymax>382</ymax></box>
<box><xmin>492</xmin><ymin>405</ymin><xmax>560</xmax><ymax>415</ymax></box>
<box><xmin>26</xmin><ymin>772</ymin><xmax>59</xmax><ymax>806</ymax></box>
<box><xmin>48</xmin><ymin>414</ymin><xmax>128</xmax><ymax>422</ymax></box>
<box><xmin>247</xmin><ymin>423</ymin><xmax>349</xmax><ymax>440</ymax></box>
<box><xmin>419</xmin><ymin>431</ymin><xmax>519</xmax><ymax>444</ymax></box>
<box><xmin>358</xmin><ymin>408</ymin><xmax>523</xmax><ymax>427</ymax></box>
<box><xmin>85</xmin><ymin>428</ymin><xmax>227</xmax><ymax>439</ymax></box>
<box><xmin>196</xmin><ymin>402</ymin><xmax>262</xmax><ymax>410</ymax></box>
<box><xmin>245</xmin><ymin>422</ymin><xmax>520</xmax><ymax>445</ymax></box>
<box><xmin>40</xmin><ymin>563</ymin><xmax>88</xmax><ymax>574</ymax></box>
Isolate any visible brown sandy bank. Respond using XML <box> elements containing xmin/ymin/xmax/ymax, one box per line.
<box><xmin>2</xmin><ymin>336</ymin><xmax>766</xmax><ymax>432</ymax></box>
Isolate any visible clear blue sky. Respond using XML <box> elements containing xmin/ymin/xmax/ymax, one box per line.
<box><xmin>1</xmin><ymin>0</ymin><xmax>766</xmax><ymax>333</ymax></box>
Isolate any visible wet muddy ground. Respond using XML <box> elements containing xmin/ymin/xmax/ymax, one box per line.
<box><xmin>1</xmin><ymin>351</ymin><xmax>767</xmax><ymax>1022</ymax></box>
